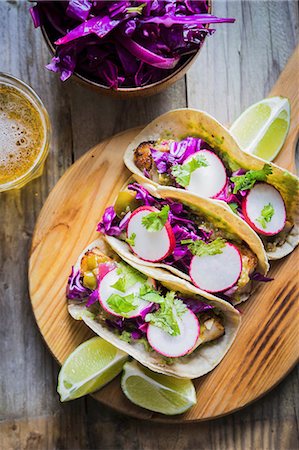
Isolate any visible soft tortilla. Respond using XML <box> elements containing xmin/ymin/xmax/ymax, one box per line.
<box><xmin>124</xmin><ymin>108</ymin><xmax>299</xmax><ymax>259</ymax></box>
<box><xmin>68</xmin><ymin>238</ymin><xmax>241</xmax><ymax>379</ymax></box>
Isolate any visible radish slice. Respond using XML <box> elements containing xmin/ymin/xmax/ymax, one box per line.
<box><xmin>242</xmin><ymin>183</ymin><xmax>286</xmax><ymax>236</ymax></box>
<box><xmin>184</xmin><ymin>150</ymin><xmax>227</xmax><ymax>198</ymax></box>
<box><xmin>147</xmin><ymin>309</ymin><xmax>200</xmax><ymax>357</ymax></box>
<box><xmin>99</xmin><ymin>266</ymin><xmax>153</xmax><ymax>318</ymax></box>
<box><xmin>126</xmin><ymin>206</ymin><xmax>175</xmax><ymax>262</ymax></box>
<box><xmin>189</xmin><ymin>243</ymin><xmax>242</xmax><ymax>293</ymax></box>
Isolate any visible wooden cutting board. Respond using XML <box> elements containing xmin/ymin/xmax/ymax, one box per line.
<box><xmin>29</xmin><ymin>46</ymin><xmax>299</xmax><ymax>422</ymax></box>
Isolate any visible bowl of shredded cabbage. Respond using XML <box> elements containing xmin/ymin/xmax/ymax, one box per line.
<box><xmin>30</xmin><ymin>1</ymin><xmax>235</xmax><ymax>97</ymax></box>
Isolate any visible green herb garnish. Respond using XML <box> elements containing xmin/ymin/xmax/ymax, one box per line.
<box><xmin>126</xmin><ymin>2</ymin><xmax>146</xmax><ymax>15</ymax></box>
<box><xmin>228</xmin><ymin>202</ymin><xmax>239</xmax><ymax>214</ymax></box>
<box><xmin>145</xmin><ymin>291</ymin><xmax>187</xmax><ymax>336</ymax></box>
<box><xmin>231</xmin><ymin>164</ymin><xmax>272</xmax><ymax>194</ymax></box>
<box><xmin>171</xmin><ymin>154</ymin><xmax>208</xmax><ymax>187</ymax></box>
<box><xmin>256</xmin><ymin>203</ymin><xmax>275</xmax><ymax>229</ymax></box>
<box><xmin>111</xmin><ymin>262</ymin><xmax>146</xmax><ymax>293</ymax></box>
<box><xmin>126</xmin><ymin>232</ymin><xmax>136</xmax><ymax>247</ymax></box>
<box><xmin>119</xmin><ymin>331</ymin><xmax>132</xmax><ymax>343</ymax></box>
<box><xmin>141</xmin><ymin>205</ymin><xmax>170</xmax><ymax>232</ymax></box>
<box><xmin>181</xmin><ymin>237</ymin><xmax>226</xmax><ymax>257</ymax></box>
<box><xmin>107</xmin><ymin>293</ymin><xmax>138</xmax><ymax>316</ymax></box>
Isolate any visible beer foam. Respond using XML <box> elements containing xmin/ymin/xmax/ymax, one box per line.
<box><xmin>0</xmin><ymin>85</ymin><xmax>44</xmax><ymax>183</ymax></box>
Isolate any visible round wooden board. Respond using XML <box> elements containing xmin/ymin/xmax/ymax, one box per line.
<box><xmin>29</xmin><ymin>127</ymin><xmax>299</xmax><ymax>423</ymax></box>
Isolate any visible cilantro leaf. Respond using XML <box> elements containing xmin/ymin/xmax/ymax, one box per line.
<box><xmin>228</xmin><ymin>202</ymin><xmax>239</xmax><ymax>214</ymax></box>
<box><xmin>141</xmin><ymin>291</ymin><xmax>165</xmax><ymax>304</ymax></box>
<box><xmin>110</xmin><ymin>277</ymin><xmax>127</xmax><ymax>293</ymax></box>
<box><xmin>126</xmin><ymin>2</ymin><xmax>146</xmax><ymax>14</ymax></box>
<box><xmin>139</xmin><ymin>283</ymin><xmax>165</xmax><ymax>303</ymax></box>
<box><xmin>171</xmin><ymin>153</ymin><xmax>208</xmax><ymax>187</ymax></box>
<box><xmin>174</xmin><ymin>298</ymin><xmax>188</xmax><ymax>316</ymax></box>
<box><xmin>257</xmin><ymin>203</ymin><xmax>275</xmax><ymax>229</ymax></box>
<box><xmin>111</xmin><ymin>262</ymin><xmax>146</xmax><ymax>293</ymax></box>
<box><xmin>181</xmin><ymin>237</ymin><xmax>226</xmax><ymax>257</ymax></box>
<box><xmin>119</xmin><ymin>331</ymin><xmax>132</xmax><ymax>343</ymax></box>
<box><xmin>107</xmin><ymin>293</ymin><xmax>138</xmax><ymax>315</ymax></box>
<box><xmin>231</xmin><ymin>164</ymin><xmax>272</xmax><ymax>194</ymax></box>
<box><xmin>126</xmin><ymin>232</ymin><xmax>136</xmax><ymax>247</ymax></box>
<box><xmin>141</xmin><ymin>205</ymin><xmax>170</xmax><ymax>232</ymax></box>
<box><xmin>145</xmin><ymin>291</ymin><xmax>187</xmax><ymax>336</ymax></box>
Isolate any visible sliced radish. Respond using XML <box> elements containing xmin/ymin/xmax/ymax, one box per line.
<box><xmin>147</xmin><ymin>309</ymin><xmax>200</xmax><ymax>357</ymax></box>
<box><xmin>126</xmin><ymin>206</ymin><xmax>175</xmax><ymax>262</ymax></box>
<box><xmin>184</xmin><ymin>150</ymin><xmax>227</xmax><ymax>198</ymax></box>
<box><xmin>242</xmin><ymin>183</ymin><xmax>286</xmax><ymax>236</ymax></box>
<box><xmin>99</xmin><ymin>266</ymin><xmax>153</xmax><ymax>318</ymax></box>
<box><xmin>189</xmin><ymin>243</ymin><xmax>242</xmax><ymax>293</ymax></box>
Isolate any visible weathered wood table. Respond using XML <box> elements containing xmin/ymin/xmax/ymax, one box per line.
<box><xmin>1</xmin><ymin>1</ymin><xmax>298</xmax><ymax>449</ymax></box>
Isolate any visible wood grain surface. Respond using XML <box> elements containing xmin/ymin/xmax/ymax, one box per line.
<box><xmin>1</xmin><ymin>1</ymin><xmax>298</xmax><ymax>449</ymax></box>
<box><xmin>28</xmin><ymin>119</ymin><xmax>299</xmax><ymax>422</ymax></box>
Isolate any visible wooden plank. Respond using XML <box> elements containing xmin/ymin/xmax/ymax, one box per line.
<box><xmin>0</xmin><ymin>0</ymin><xmax>76</xmax><ymax>423</ymax></box>
<box><xmin>1</xmin><ymin>366</ymin><xmax>298</xmax><ymax>450</ymax></box>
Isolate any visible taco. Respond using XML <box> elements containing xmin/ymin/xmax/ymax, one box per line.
<box><xmin>98</xmin><ymin>180</ymin><xmax>270</xmax><ymax>305</ymax></box>
<box><xmin>67</xmin><ymin>237</ymin><xmax>241</xmax><ymax>379</ymax></box>
<box><xmin>124</xmin><ymin>109</ymin><xmax>299</xmax><ymax>259</ymax></box>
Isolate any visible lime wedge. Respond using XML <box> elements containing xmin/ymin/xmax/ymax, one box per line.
<box><xmin>57</xmin><ymin>337</ymin><xmax>128</xmax><ymax>402</ymax></box>
<box><xmin>121</xmin><ymin>360</ymin><xmax>196</xmax><ymax>415</ymax></box>
<box><xmin>230</xmin><ymin>96</ymin><xmax>290</xmax><ymax>161</ymax></box>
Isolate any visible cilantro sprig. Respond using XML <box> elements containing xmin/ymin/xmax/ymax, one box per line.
<box><xmin>110</xmin><ymin>262</ymin><xmax>146</xmax><ymax>292</ymax></box>
<box><xmin>105</xmin><ymin>262</ymin><xmax>187</xmax><ymax>336</ymax></box>
<box><xmin>228</xmin><ymin>202</ymin><xmax>239</xmax><ymax>214</ymax></box>
<box><xmin>171</xmin><ymin>154</ymin><xmax>208</xmax><ymax>187</ymax></box>
<box><xmin>181</xmin><ymin>237</ymin><xmax>226</xmax><ymax>257</ymax></box>
<box><xmin>107</xmin><ymin>293</ymin><xmax>138</xmax><ymax>315</ymax></box>
<box><xmin>141</xmin><ymin>205</ymin><xmax>170</xmax><ymax>232</ymax></box>
<box><xmin>126</xmin><ymin>233</ymin><xmax>136</xmax><ymax>247</ymax></box>
<box><xmin>231</xmin><ymin>164</ymin><xmax>272</xmax><ymax>194</ymax></box>
<box><xmin>257</xmin><ymin>203</ymin><xmax>275</xmax><ymax>229</ymax></box>
<box><xmin>145</xmin><ymin>291</ymin><xmax>187</xmax><ymax>336</ymax></box>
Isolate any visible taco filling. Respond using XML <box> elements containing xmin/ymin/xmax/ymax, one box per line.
<box><xmin>133</xmin><ymin>137</ymin><xmax>292</xmax><ymax>251</ymax></box>
<box><xmin>97</xmin><ymin>183</ymin><xmax>269</xmax><ymax>303</ymax></box>
<box><xmin>67</xmin><ymin>246</ymin><xmax>226</xmax><ymax>363</ymax></box>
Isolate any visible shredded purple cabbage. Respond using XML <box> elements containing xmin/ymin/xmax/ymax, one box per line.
<box><xmin>170</xmin><ymin>137</ymin><xmax>203</xmax><ymax>163</ymax></box>
<box><xmin>104</xmin><ymin>305</ymin><xmax>156</xmax><ymax>337</ymax></box>
<box><xmin>181</xmin><ymin>297</ymin><xmax>214</xmax><ymax>314</ymax></box>
<box><xmin>250</xmin><ymin>272</ymin><xmax>274</xmax><ymax>282</ymax></box>
<box><xmin>66</xmin><ymin>0</ymin><xmax>92</xmax><ymax>22</ymax></box>
<box><xmin>150</xmin><ymin>137</ymin><xmax>204</xmax><ymax>176</ymax></box>
<box><xmin>105</xmin><ymin>317</ymin><xmax>125</xmax><ymax>332</ymax></box>
<box><xmin>86</xmin><ymin>289</ymin><xmax>99</xmax><ymax>307</ymax></box>
<box><xmin>127</xmin><ymin>183</ymin><xmax>156</xmax><ymax>205</ymax></box>
<box><xmin>66</xmin><ymin>266</ymin><xmax>90</xmax><ymax>300</ymax></box>
<box><xmin>151</xmin><ymin>149</ymin><xmax>176</xmax><ymax>174</ymax></box>
<box><xmin>30</xmin><ymin>1</ymin><xmax>235</xmax><ymax>88</ymax></box>
<box><xmin>97</xmin><ymin>206</ymin><xmax>131</xmax><ymax>236</ymax></box>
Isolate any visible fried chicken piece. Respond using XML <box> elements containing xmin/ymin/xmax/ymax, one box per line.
<box><xmin>133</xmin><ymin>141</ymin><xmax>155</xmax><ymax>172</ymax></box>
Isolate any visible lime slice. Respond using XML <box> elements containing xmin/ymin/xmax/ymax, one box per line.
<box><xmin>57</xmin><ymin>337</ymin><xmax>128</xmax><ymax>402</ymax></box>
<box><xmin>121</xmin><ymin>360</ymin><xmax>196</xmax><ymax>415</ymax></box>
<box><xmin>230</xmin><ymin>96</ymin><xmax>290</xmax><ymax>161</ymax></box>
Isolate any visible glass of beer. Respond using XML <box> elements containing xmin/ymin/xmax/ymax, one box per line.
<box><xmin>0</xmin><ymin>73</ymin><xmax>51</xmax><ymax>192</ymax></box>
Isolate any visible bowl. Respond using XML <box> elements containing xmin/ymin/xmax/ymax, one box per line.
<box><xmin>40</xmin><ymin>1</ymin><xmax>212</xmax><ymax>98</ymax></box>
